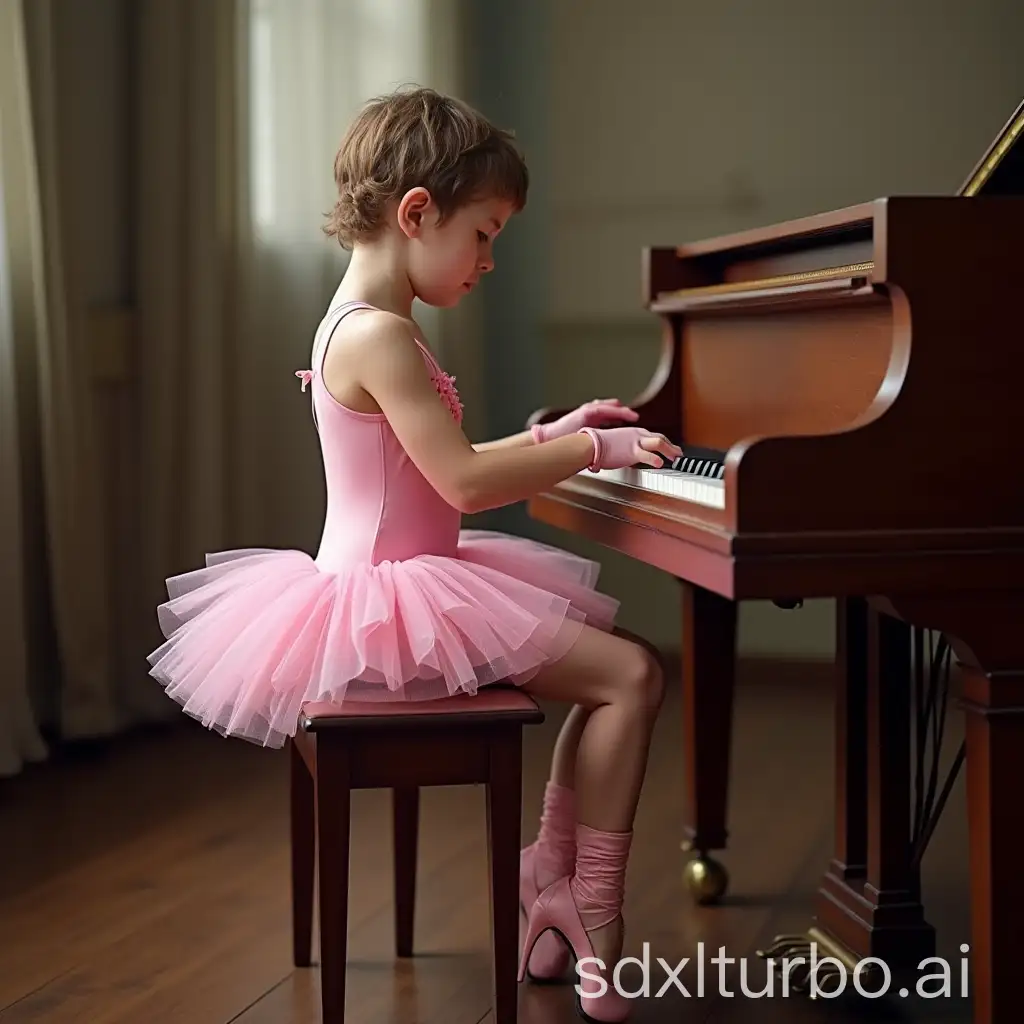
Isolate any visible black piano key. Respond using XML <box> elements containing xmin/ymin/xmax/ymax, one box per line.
<box><xmin>663</xmin><ymin>445</ymin><xmax>726</xmax><ymax>479</ymax></box>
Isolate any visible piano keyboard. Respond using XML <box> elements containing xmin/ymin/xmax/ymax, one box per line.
<box><xmin>587</xmin><ymin>448</ymin><xmax>726</xmax><ymax>509</ymax></box>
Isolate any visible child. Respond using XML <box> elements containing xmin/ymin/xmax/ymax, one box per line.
<box><xmin>147</xmin><ymin>87</ymin><xmax>680</xmax><ymax>1021</ymax></box>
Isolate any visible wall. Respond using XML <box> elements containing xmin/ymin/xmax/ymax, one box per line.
<box><xmin>460</xmin><ymin>0</ymin><xmax>551</xmax><ymax>541</ymax></box>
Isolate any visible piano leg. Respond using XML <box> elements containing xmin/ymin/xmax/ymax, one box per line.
<box><xmin>860</xmin><ymin>610</ymin><xmax>936</xmax><ymax>961</ymax></box>
<box><xmin>678</xmin><ymin>581</ymin><xmax>736</xmax><ymax>903</ymax></box>
<box><xmin>759</xmin><ymin>598</ymin><xmax>935</xmax><ymax>990</ymax></box>
<box><xmin>810</xmin><ymin>597</ymin><xmax>870</xmax><ymax>950</ymax></box>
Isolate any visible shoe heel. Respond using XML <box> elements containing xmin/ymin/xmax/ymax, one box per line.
<box><xmin>520</xmin><ymin>843</ymin><xmax>572</xmax><ymax>981</ymax></box>
<box><xmin>517</xmin><ymin>906</ymin><xmax>551</xmax><ymax>983</ymax></box>
<box><xmin>523</xmin><ymin>875</ymin><xmax>633</xmax><ymax>1022</ymax></box>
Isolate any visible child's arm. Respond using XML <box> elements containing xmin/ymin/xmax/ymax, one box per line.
<box><xmin>472</xmin><ymin>399</ymin><xmax>638</xmax><ymax>452</ymax></box>
<box><xmin>472</xmin><ymin>431</ymin><xmax>535</xmax><ymax>452</ymax></box>
<box><xmin>351</xmin><ymin>313</ymin><xmax>677</xmax><ymax>513</ymax></box>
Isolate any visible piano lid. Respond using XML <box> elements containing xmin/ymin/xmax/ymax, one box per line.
<box><xmin>959</xmin><ymin>97</ymin><xmax>1024</xmax><ymax>196</ymax></box>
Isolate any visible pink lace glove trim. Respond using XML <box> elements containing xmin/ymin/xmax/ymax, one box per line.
<box><xmin>532</xmin><ymin>399</ymin><xmax>638</xmax><ymax>443</ymax></box>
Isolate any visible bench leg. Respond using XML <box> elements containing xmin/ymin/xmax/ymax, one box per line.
<box><xmin>316</xmin><ymin>739</ymin><xmax>351</xmax><ymax>1023</ymax></box>
<box><xmin>290</xmin><ymin>738</ymin><xmax>315</xmax><ymax>968</ymax></box>
<box><xmin>487</xmin><ymin>727</ymin><xmax>523</xmax><ymax>1024</ymax></box>
<box><xmin>393</xmin><ymin>787</ymin><xmax>419</xmax><ymax>957</ymax></box>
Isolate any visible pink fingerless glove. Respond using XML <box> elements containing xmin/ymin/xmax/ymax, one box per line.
<box><xmin>578</xmin><ymin>426</ymin><xmax>676</xmax><ymax>471</ymax></box>
<box><xmin>531</xmin><ymin>398</ymin><xmax>638</xmax><ymax>443</ymax></box>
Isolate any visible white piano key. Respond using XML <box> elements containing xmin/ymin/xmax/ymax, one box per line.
<box><xmin>586</xmin><ymin>466</ymin><xmax>726</xmax><ymax>509</ymax></box>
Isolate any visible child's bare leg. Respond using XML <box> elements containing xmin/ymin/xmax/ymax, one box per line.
<box><xmin>547</xmin><ymin>628</ymin><xmax>662</xmax><ymax>791</ymax></box>
<box><xmin>517</xmin><ymin>702</ymin><xmax>591</xmax><ymax>982</ymax></box>
<box><xmin>549</xmin><ymin>703</ymin><xmax>590</xmax><ymax>788</ymax></box>
<box><xmin>521</xmin><ymin>624</ymin><xmax>664</xmax><ymax>971</ymax></box>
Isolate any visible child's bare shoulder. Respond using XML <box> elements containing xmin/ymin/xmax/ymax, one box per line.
<box><xmin>321</xmin><ymin>307</ymin><xmax>427</xmax><ymax>412</ymax></box>
<box><xmin>326</xmin><ymin>307</ymin><xmax>420</xmax><ymax>370</ymax></box>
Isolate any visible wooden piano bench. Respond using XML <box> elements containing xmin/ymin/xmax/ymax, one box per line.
<box><xmin>288</xmin><ymin>686</ymin><xmax>544</xmax><ymax>1024</ymax></box>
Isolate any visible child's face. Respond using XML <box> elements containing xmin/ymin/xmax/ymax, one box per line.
<box><xmin>402</xmin><ymin>192</ymin><xmax>514</xmax><ymax>308</ymax></box>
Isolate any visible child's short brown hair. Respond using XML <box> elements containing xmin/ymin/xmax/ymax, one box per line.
<box><xmin>323</xmin><ymin>87</ymin><xmax>528</xmax><ymax>249</ymax></box>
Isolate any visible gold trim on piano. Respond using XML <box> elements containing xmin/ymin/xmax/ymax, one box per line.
<box><xmin>658</xmin><ymin>261</ymin><xmax>874</xmax><ymax>301</ymax></box>
<box><xmin>962</xmin><ymin>106</ymin><xmax>1024</xmax><ymax>196</ymax></box>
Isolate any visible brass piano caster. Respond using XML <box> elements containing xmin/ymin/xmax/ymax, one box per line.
<box><xmin>681</xmin><ymin>842</ymin><xmax>729</xmax><ymax>904</ymax></box>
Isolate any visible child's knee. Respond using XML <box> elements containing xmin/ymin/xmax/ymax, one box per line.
<box><xmin>618</xmin><ymin>642</ymin><xmax>664</xmax><ymax>711</ymax></box>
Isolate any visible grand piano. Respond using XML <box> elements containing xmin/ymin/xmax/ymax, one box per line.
<box><xmin>528</xmin><ymin>98</ymin><xmax>1024</xmax><ymax>1022</ymax></box>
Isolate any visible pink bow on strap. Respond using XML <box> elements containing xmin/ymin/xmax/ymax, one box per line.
<box><xmin>295</xmin><ymin>369</ymin><xmax>313</xmax><ymax>392</ymax></box>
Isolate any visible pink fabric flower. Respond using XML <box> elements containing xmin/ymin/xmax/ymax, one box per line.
<box><xmin>434</xmin><ymin>371</ymin><xmax>463</xmax><ymax>423</ymax></box>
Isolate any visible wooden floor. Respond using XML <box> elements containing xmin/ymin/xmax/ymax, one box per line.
<box><xmin>0</xmin><ymin>660</ymin><xmax>974</xmax><ymax>1023</ymax></box>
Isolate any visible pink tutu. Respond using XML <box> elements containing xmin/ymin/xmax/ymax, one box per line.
<box><xmin>150</xmin><ymin>297</ymin><xmax>622</xmax><ymax>746</ymax></box>
<box><xmin>148</xmin><ymin>529</ymin><xmax>619</xmax><ymax>747</ymax></box>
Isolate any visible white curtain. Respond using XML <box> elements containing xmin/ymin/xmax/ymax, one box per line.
<box><xmin>0</xmin><ymin>0</ymin><xmax>45</xmax><ymax>776</ymax></box>
<box><xmin>0</xmin><ymin>0</ymin><xmax>114</xmax><ymax>776</ymax></box>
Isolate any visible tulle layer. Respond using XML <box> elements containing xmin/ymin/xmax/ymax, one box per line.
<box><xmin>147</xmin><ymin>529</ymin><xmax>619</xmax><ymax>747</ymax></box>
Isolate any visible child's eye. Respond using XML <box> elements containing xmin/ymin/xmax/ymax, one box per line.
<box><xmin>477</xmin><ymin>231</ymin><xmax>489</xmax><ymax>243</ymax></box>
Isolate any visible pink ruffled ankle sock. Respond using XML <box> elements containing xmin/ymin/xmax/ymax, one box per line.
<box><xmin>532</xmin><ymin>780</ymin><xmax>577</xmax><ymax>887</ymax></box>
<box><xmin>569</xmin><ymin>823</ymin><xmax>633</xmax><ymax>930</ymax></box>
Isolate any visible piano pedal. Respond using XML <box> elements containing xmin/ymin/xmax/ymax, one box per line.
<box><xmin>756</xmin><ymin>926</ymin><xmax>881</xmax><ymax>998</ymax></box>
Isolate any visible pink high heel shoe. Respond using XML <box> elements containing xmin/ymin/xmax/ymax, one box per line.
<box><xmin>518</xmin><ymin>825</ymin><xmax>634</xmax><ymax>1023</ymax></box>
<box><xmin>519</xmin><ymin>780</ymin><xmax>575</xmax><ymax>980</ymax></box>
<box><xmin>520</xmin><ymin>842</ymin><xmax>571</xmax><ymax>980</ymax></box>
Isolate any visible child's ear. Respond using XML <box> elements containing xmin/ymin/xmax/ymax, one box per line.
<box><xmin>397</xmin><ymin>187</ymin><xmax>433</xmax><ymax>237</ymax></box>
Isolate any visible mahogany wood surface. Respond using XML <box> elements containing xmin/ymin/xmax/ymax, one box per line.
<box><xmin>532</xmin><ymin>197</ymin><xmax>1024</xmax><ymax>585</ymax></box>
<box><xmin>813</xmin><ymin>598</ymin><xmax>871</xmax><ymax>948</ymax></box>
<box><xmin>808</xmin><ymin>599</ymin><xmax>936</xmax><ymax>971</ymax></box>
<box><xmin>288</xmin><ymin>697</ymin><xmax>541</xmax><ymax>1024</ymax></box>
<box><xmin>680</xmin><ymin>583</ymin><xmax>736</xmax><ymax>856</ymax></box>
<box><xmin>669</xmin><ymin>201</ymin><xmax>876</xmax><ymax>265</ymax></box>
<box><xmin>679</xmin><ymin>297</ymin><xmax>892</xmax><ymax>453</ymax></box>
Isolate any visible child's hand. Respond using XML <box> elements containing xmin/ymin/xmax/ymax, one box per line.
<box><xmin>531</xmin><ymin>398</ymin><xmax>638</xmax><ymax>443</ymax></box>
<box><xmin>579</xmin><ymin>426</ymin><xmax>682</xmax><ymax>470</ymax></box>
